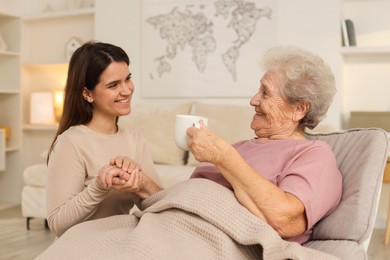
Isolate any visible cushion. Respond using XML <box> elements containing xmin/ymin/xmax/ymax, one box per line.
<box><xmin>304</xmin><ymin>240</ymin><xmax>365</xmax><ymax>260</ymax></box>
<box><xmin>118</xmin><ymin>102</ymin><xmax>193</xmax><ymax>165</ymax></box>
<box><xmin>21</xmin><ymin>185</ymin><xmax>47</xmax><ymax>218</ymax></box>
<box><xmin>305</xmin><ymin>128</ymin><xmax>388</xmax><ymax>244</ymax></box>
<box><xmin>23</xmin><ymin>164</ymin><xmax>48</xmax><ymax>187</ymax></box>
<box><xmin>187</xmin><ymin>102</ymin><xmax>255</xmax><ymax>166</ymax></box>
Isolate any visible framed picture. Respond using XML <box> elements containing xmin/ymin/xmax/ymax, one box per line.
<box><xmin>141</xmin><ymin>0</ymin><xmax>278</xmax><ymax>98</ymax></box>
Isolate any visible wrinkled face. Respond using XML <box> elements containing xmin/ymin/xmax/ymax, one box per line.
<box><xmin>249</xmin><ymin>70</ymin><xmax>297</xmax><ymax>138</ymax></box>
<box><xmin>84</xmin><ymin>61</ymin><xmax>134</xmax><ymax>119</ymax></box>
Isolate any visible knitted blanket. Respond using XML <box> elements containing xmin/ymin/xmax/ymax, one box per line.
<box><xmin>36</xmin><ymin>179</ymin><xmax>339</xmax><ymax>260</ymax></box>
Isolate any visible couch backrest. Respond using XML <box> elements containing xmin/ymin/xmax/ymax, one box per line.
<box><xmin>119</xmin><ymin>101</ymin><xmax>256</xmax><ymax>166</ymax></box>
<box><xmin>118</xmin><ymin>102</ymin><xmax>193</xmax><ymax>165</ymax></box>
<box><xmin>305</xmin><ymin>128</ymin><xmax>389</xmax><ymax>245</ymax></box>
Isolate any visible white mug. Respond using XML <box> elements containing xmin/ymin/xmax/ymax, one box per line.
<box><xmin>175</xmin><ymin>115</ymin><xmax>208</xmax><ymax>151</ymax></box>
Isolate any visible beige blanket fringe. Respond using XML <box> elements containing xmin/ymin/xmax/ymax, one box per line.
<box><xmin>36</xmin><ymin>178</ymin><xmax>339</xmax><ymax>260</ymax></box>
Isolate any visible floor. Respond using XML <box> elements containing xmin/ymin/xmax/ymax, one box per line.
<box><xmin>0</xmin><ymin>205</ymin><xmax>55</xmax><ymax>260</ymax></box>
<box><xmin>0</xmin><ymin>204</ymin><xmax>389</xmax><ymax>259</ymax></box>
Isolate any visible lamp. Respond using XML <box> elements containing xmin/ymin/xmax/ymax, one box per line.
<box><xmin>0</xmin><ymin>125</ymin><xmax>10</xmax><ymax>141</ymax></box>
<box><xmin>0</xmin><ymin>129</ymin><xmax>5</xmax><ymax>171</ymax></box>
<box><xmin>30</xmin><ymin>92</ymin><xmax>55</xmax><ymax>124</ymax></box>
<box><xmin>54</xmin><ymin>90</ymin><xmax>64</xmax><ymax>123</ymax></box>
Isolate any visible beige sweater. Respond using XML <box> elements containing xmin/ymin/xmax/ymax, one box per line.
<box><xmin>46</xmin><ymin>125</ymin><xmax>161</xmax><ymax>237</ymax></box>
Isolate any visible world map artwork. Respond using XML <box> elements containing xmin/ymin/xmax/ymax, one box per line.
<box><xmin>141</xmin><ymin>0</ymin><xmax>277</xmax><ymax>98</ymax></box>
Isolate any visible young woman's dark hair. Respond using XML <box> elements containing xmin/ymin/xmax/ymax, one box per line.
<box><xmin>47</xmin><ymin>41</ymin><xmax>130</xmax><ymax>163</ymax></box>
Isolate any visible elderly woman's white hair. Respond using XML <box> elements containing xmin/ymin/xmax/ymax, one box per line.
<box><xmin>261</xmin><ymin>45</ymin><xmax>336</xmax><ymax>129</ymax></box>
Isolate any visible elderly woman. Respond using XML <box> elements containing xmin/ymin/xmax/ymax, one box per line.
<box><xmin>37</xmin><ymin>45</ymin><xmax>342</xmax><ymax>259</ymax></box>
<box><xmin>187</xmin><ymin>45</ymin><xmax>342</xmax><ymax>244</ymax></box>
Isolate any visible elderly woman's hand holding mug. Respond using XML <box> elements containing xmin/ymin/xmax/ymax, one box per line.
<box><xmin>186</xmin><ymin>120</ymin><xmax>231</xmax><ymax>166</ymax></box>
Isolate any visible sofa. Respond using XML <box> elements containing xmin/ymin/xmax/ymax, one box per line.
<box><xmin>21</xmin><ymin>101</ymin><xmax>388</xmax><ymax>259</ymax></box>
<box><xmin>21</xmin><ymin>163</ymin><xmax>49</xmax><ymax>230</ymax></box>
<box><xmin>21</xmin><ymin>101</ymin><xmax>256</xmax><ymax>227</ymax></box>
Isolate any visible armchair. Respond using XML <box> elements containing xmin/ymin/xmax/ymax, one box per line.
<box><xmin>304</xmin><ymin>128</ymin><xmax>389</xmax><ymax>260</ymax></box>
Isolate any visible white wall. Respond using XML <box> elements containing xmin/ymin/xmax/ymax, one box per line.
<box><xmin>278</xmin><ymin>0</ymin><xmax>342</xmax><ymax>130</ymax></box>
<box><xmin>95</xmin><ymin>0</ymin><xmax>342</xmax><ymax>130</ymax></box>
<box><xmin>342</xmin><ymin>0</ymin><xmax>390</xmax><ymax>126</ymax></box>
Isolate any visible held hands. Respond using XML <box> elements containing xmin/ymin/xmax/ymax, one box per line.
<box><xmin>186</xmin><ymin>120</ymin><xmax>231</xmax><ymax>165</ymax></box>
<box><xmin>97</xmin><ymin>156</ymin><xmax>144</xmax><ymax>192</ymax></box>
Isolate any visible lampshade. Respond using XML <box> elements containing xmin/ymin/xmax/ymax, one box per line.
<box><xmin>0</xmin><ymin>125</ymin><xmax>10</xmax><ymax>141</ymax></box>
<box><xmin>0</xmin><ymin>129</ymin><xmax>5</xmax><ymax>171</ymax></box>
<box><xmin>30</xmin><ymin>92</ymin><xmax>55</xmax><ymax>124</ymax></box>
<box><xmin>54</xmin><ymin>90</ymin><xmax>64</xmax><ymax>123</ymax></box>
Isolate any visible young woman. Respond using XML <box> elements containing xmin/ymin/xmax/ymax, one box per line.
<box><xmin>46</xmin><ymin>41</ymin><xmax>162</xmax><ymax>237</ymax></box>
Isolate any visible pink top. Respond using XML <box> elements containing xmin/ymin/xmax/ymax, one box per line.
<box><xmin>190</xmin><ymin>138</ymin><xmax>342</xmax><ymax>244</ymax></box>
